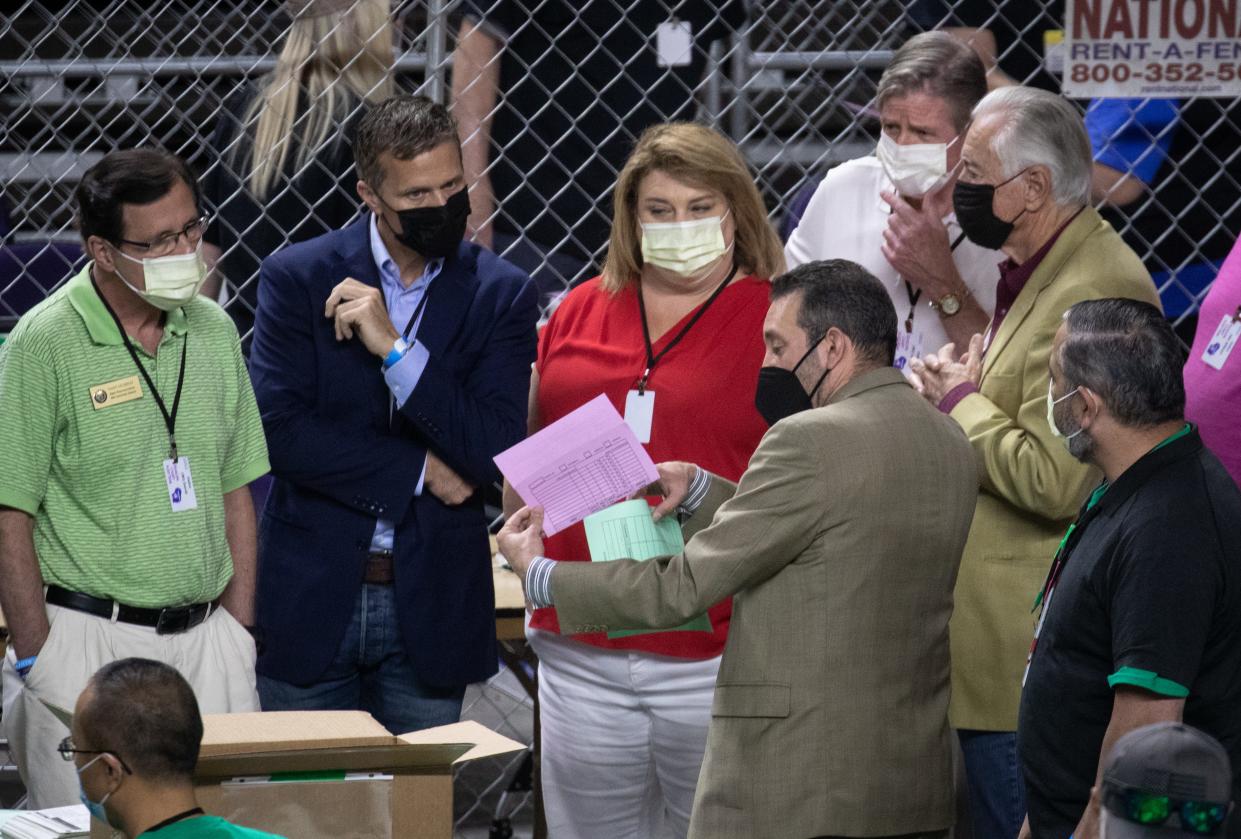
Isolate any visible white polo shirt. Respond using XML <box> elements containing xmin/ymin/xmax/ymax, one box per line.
<box><xmin>785</xmin><ymin>156</ymin><xmax>1002</xmax><ymax>371</ymax></box>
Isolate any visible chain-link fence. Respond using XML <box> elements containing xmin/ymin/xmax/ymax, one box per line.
<box><xmin>2</xmin><ymin>0</ymin><xmax>1238</xmax><ymax>833</ymax></box>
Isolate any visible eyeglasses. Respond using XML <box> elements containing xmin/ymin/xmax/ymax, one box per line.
<box><xmin>1104</xmin><ymin>782</ymin><xmax>1229</xmax><ymax>835</ymax></box>
<box><xmin>114</xmin><ymin>215</ymin><xmax>209</xmax><ymax>259</ymax></box>
<box><xmin>58</xmin><ymin>736</ymin><xmax>133</xmax><ymax>775</ymax></box>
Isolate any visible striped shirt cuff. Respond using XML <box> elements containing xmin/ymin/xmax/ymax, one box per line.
<box><xmin>680</xmin><ymin>467</ymin><xmax>712</xmax><ymax>517</ymax></box>
<box><xmin>527</xmin><ymin>556</ymin><xmax>557</xmax><ymax>608</ymax></box>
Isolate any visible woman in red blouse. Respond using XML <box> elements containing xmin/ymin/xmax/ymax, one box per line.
<box><xmin>510</xmin><ymin>123</ymin><xmax>784</xmax><ymax>838</ymax></box>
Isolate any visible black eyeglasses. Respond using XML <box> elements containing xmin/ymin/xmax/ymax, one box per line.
<box><xmin>114</xmin><ymin>215</ymin><xmax>209</xmax><ymax>258</ymax></box>
<box><xmin>58</xmin><ymin>736</ymin><xmax>133</xmax><ymax>775</ymax></box>
<box><xmin>1104</xmin><ymin>782</ymin><xmax>1229</xmax><ymax>835</ymax></box>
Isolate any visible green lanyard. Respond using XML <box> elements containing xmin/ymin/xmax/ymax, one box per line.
<box><xmin>1032</xmin><ymin>423</ymin><xmax>1193</xmax><ymax>611</ymax></box>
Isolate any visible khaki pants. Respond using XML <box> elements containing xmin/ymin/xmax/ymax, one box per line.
<box><xmin>1</xmin><ymin>602</ymin><xmax>259</xmax><ymax>808</ymax></box>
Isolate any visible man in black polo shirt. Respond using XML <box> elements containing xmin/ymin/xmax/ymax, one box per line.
<box><xmin>1017</xmin><ymin>298</ymin><xmax>1241</xmax><ymax>839</ymax></box>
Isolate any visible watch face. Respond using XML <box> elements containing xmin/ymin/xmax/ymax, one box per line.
<box><xmin>939</xmin><ymin>294</ymin><xmax>961</xmax><ymax>316</ymax></box>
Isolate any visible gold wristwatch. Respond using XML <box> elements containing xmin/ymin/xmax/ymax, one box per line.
<box><xmin>931</xmin><ymin>292</ymin><xmax>962</xmax><ymax>317</ymax></box>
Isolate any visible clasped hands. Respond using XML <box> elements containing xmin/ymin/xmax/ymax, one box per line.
<box><xmin>325</xmin><ymin>279</ymin><xmax>474</xmax><ymax>507</ymax></box>
<box><xmin>908</xmin><ymin>334</ymin><xmax>985</xmax><ymax>404</ymax></box>
<box><xmin>498</xmin><ymin>461</ymin><xmax>698</xmax><ymax>582</ymax></box>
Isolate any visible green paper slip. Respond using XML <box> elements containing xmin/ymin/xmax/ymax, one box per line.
<box><xmin>583</xmin><ymin>499</ymin><xmax>712</xmax><ymax>638</ymax></box>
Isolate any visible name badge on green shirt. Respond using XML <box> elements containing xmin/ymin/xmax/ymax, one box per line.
<box><xmin>89</xmin><ymin>375</ymin><xmax>143</xmax><ymax>410</ymax></box>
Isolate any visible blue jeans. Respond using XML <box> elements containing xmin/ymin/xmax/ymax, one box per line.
<box><xmin>958</xmin><ymin>730</ymin><xmax>1026</xmax><ymax>839</ymax></box>
<box><xmin>258</xmin><ymin>584</ymin><xmax>464</xmax><ymax>734</ymax></box>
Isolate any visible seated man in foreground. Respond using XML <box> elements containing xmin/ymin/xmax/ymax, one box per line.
<box><xmin>499</xmin><ymin>259</ymin><xmax>979</xmax><ymax>839</ymax></box>
<box><xmin>67</xmin><ymin>658</ymin><xmax>285</xmax><ymax>839</ymax></box>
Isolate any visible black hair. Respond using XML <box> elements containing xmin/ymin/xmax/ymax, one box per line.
<box><xmin>74</xmin><ymin>148</ymin><xmax>201</xmax><ymax>245</ymax></box>
<box><xmin>770</xmin><ymin>259</ymin><xmax>898</xmax><ymax>366</ymax></box>
<box><xmin>1060</xmin><ymin>298</ymin><xmax>1186</xmax><ymax>427</ymax></box>
<box><xmin>80</xmin><ymin>658</ymin><xmax>203</xmax><ymax>782</ymax></box>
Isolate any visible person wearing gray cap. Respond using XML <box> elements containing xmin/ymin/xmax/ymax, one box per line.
<box><xmin>1098</xmin><ymin>722</ymin><xmax>1234</xmax><ymax>838</ymax></box>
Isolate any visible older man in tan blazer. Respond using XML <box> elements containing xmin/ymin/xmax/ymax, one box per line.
<box><xmin>911</xmin><ymin>86</ymin><xmax>1161</xmax><ymax>839</ymax></box>
<box><xmin>500</xmin><ymin>260</ymin><xmax>978</xmax><ymax>839</ymax></box>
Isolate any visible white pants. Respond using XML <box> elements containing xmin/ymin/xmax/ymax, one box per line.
<box><xmin>529</xmin><ymin>624</ymin><xmax>720</xmax><ymax>839</ymax></box>
<box><xmin>1</xmin><ymin>603</ymin><xmax>259</xmax><ymax>808</ymax></box>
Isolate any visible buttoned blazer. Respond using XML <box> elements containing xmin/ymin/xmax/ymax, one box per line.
<box><xmin>249</xmin><ymin>218</ymin><xmax>539</xmax><ymax>687</ymax></box>
<box><xmin>946</xmin><ymin>206</ymin><xmax>1160</xmax><ymax>730</ymax></box>
<box><xmin>552</xmin><ymin>368</ymin><xmax>978</xmax><ymax>838</ymax></box>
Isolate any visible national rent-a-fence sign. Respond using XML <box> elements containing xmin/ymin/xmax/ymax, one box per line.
<box><xmin>1065</xmin><ymin>0</ymin><xmax>1241</xmax><ymax>96</ymax></box>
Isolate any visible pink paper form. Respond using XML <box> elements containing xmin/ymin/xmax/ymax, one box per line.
<box><xmin>493</xmin><ymin>394</ymin><xmax>659</xmax><ymax>536</ymax></box>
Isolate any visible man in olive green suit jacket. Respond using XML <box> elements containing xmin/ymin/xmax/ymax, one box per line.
<box><xmin>500</xmin><ymin>261</ymin><xmax>978</xmax><ymax>839</ymax></box>
<box><xmin>912</xmin><ymin>87</ymin><xmax>1161</xmax><ymax>838</ymax></box>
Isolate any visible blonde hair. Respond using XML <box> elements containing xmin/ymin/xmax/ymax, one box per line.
<box><xmin>602</xmin><ymin>122</ymin><xmax>785</xmax><ymax>293</ymax></box>
<box><xmin>243</xmin><ymin>0</ymin><xmax>395</xmax><ymax>200</ymax></box>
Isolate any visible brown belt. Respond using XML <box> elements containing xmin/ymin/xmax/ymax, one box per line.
<box><xmin>364</xmin><ymin>551</ymin><xmax>394</xmax><ymax>585</ymax></box>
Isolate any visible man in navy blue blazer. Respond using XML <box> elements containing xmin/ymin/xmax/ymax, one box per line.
<box><xmin>248</xmin><ymin>95</ymin><xmax>539</xmax><ymax>733</ymax></box>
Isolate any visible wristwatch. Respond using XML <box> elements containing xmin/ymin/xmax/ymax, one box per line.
<box><xmin>932</xmin><ymin>292</ymin><xmax>962</xmax><ymax>317</ymax></box>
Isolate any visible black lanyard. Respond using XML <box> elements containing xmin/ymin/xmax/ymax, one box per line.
<box><xmin>143</xmin><ymin>807</ymin><xmax>205</xmax><ymax>834</ymax></box>
<box><xmin>92</xmin><ymin>275</ymin><xmax>188</xmax><ymax>461</ymax></box>
<box><xmin>635</xmin><ymin>259</ymin><xmax>737</xmax><ymax>394</ymax></box>
<box><xmin>400</xmin><ymin>288</ymin><xmax>431</xmax><ymax>340</ymax></box>
<box><xmin>903</xmin><ymin>230</ymin><xmax>968</xmax><ymax>333</ymax></box>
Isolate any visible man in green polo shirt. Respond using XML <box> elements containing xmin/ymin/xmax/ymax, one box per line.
<box><xmin>69</xmin><ymin>658</ymin><xmax>285</xmax><ymax>838</ymax></box>
<box><xmin>0</xmin><ymin>148</ymin><xmax>269</xmax><ymax>807</ymax></box>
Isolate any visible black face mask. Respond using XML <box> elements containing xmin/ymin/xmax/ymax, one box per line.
<box><xmin>952</xmin><ymin>171</ymin><xmax>1026</xmax><ymax>250</ymax></box>
<box><xmin>754</xmin><ymin>336</ymin><xmax>830</xmax><ymax>427</ymax></box>
<box><xmin>382</xmin><ymin>187</ymin><xmax>470</xmax><ymax>259</ymax></box>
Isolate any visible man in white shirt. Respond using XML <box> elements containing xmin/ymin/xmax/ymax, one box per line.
<box><xmin>786</xmin><ymin>31</ymin><xmax>1002</xmax><ymax>373</ymax></box>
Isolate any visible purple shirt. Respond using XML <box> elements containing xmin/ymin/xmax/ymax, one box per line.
<box><xmin>939</xmin><ymin>212</ymin><xmax>1080</xmax><ymax>414</ymax></box>
<box><xmin>1185</xmin><ymin>237</ymin><xmax>1241</xmax><ymax>487</ymax></box>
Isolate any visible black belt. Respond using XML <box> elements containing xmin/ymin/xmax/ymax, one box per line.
<box><xmin>45</xmin><ymin>585</ymin><xmax>220</xmax><ymax>635</ymax></box>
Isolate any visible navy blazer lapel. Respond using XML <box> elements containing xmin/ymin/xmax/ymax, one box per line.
<box><xmin>413</xmin><ymin>244</ymin><xmax>480</xmax><ymax>356</ymax></box>
<box><xmin>334</xmin><ymin>216</ymin><xmax>382</xmax><ymax>290</ymax></box>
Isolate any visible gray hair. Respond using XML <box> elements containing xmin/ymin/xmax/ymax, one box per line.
<box><xmin>971</xmin><ymin>86</ymin><xmax>1092</xmax><ymax>206</ymax></box>
<box><xmin>1059</xmin><ymin>298</ymin><xmax>1184</xmax><ymax>428</ymax></box>
<box><xmin>876</xmin><ymin>32</ymin><xmax>988</xmax><ymax>132</ymax></box>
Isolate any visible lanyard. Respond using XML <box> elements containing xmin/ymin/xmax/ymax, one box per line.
<box><xmin>903</xmin><ymin>230</ymin><xmax>968</xmax><ymax>333</ymax></box>
<box><xmin>400</xmin><ymin>287</ymin><xmax>431</xmax><ymax>341</ymax></box>
<box><xmin>143</xmin><ymin>807</ymin><xmax>205</xmax><ymax>834</ymax></box>
<box><xmin>635</xmin><ymin>258</ymin><xmax>737</xmax><ymax>394</ymax></box>
<box><xmin>92</xmin><ymin>275</ymin><xmax>188</xmax><ymax>461</ymax></box>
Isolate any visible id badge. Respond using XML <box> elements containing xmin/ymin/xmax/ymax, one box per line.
<box><xmin>1201</xmin><ymin>315</ymin><xmax>1241</xmax><ymax>370</ymax></box>
<box><xmin>894</xmin><ymin>329</ymin><xmax>924</xmax><ymax>373</ymax></box>
<box><xmin>624</xmin><ymin>389</ymin><xmax>655</xmax><ymax>444</ymax></box>
<box><xmin>655</xmin><ymin>20</ymin><xmax>693</xmax><ymax>67</ymax></box>
<box><xmin>163</xmin><ymin>457</ymin><xmax>199</xmax><ymax>512</ymax></box>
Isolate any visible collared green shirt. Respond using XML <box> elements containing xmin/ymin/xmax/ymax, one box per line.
<box><xmin>0</xmin><ymin>264</ymin><xmax>269</xmax><ymax>607</ymax></box>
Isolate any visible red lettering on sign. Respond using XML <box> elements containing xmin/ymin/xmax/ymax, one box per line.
<box><xmin>1074</xmin><ymin>0</ymin><xmax>1104</xmax><ymax>37</ymax></box>
<box><xmin>1105</xmin><ymin>0</ymin><xmax>1135</xmax><ymax>36</ymax></box>
<box><xmin>1208</xmin><ymin>0</ymin><xmax>1238</xmax><ymax>37</ymax></box>
<box><xmin>1176</xmin><ymin>0</ymin><xmax>1204</xmax><ymax>38</ymax></box>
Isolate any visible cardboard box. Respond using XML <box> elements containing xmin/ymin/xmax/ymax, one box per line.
<box><xmin>91</xmin><ymin>711</ymin><xmax>524</xmax><ymax>839</ymax></box>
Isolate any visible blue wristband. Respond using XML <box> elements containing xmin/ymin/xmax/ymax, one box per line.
<box><xmin>383</xmin><ymin>337</ymin><xmax>411</xmax><ymax>370</ymax></box>
<box><xmin>15</xmin><ymin>655</ymin><xmax>37</xmax><ymax>674</ymax></box>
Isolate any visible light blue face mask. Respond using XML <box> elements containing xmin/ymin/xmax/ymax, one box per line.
<box><xmin>77</xmin><ymin>753</ymin><xmax>119</xmax><ymax>828</ymax></box>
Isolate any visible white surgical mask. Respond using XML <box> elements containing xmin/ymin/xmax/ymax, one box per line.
<box><xmin>111</xmin><ymin>241</ymin><xmax>208</xmax><ymax>312</ymax></box>
<box><xmin>640</xmin><ymin>212</ymin><xmax>734</xmax><ymax>279</ymax></box>
<box><xmin>1047</xmin><ymin>381</ymin><xmax>1084</xmax><ymax>445</ymax></box>
<box><xmin>875</xmin><ymin>132</ymin><xmax>954</xmax><ymax>198</ymax></box>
